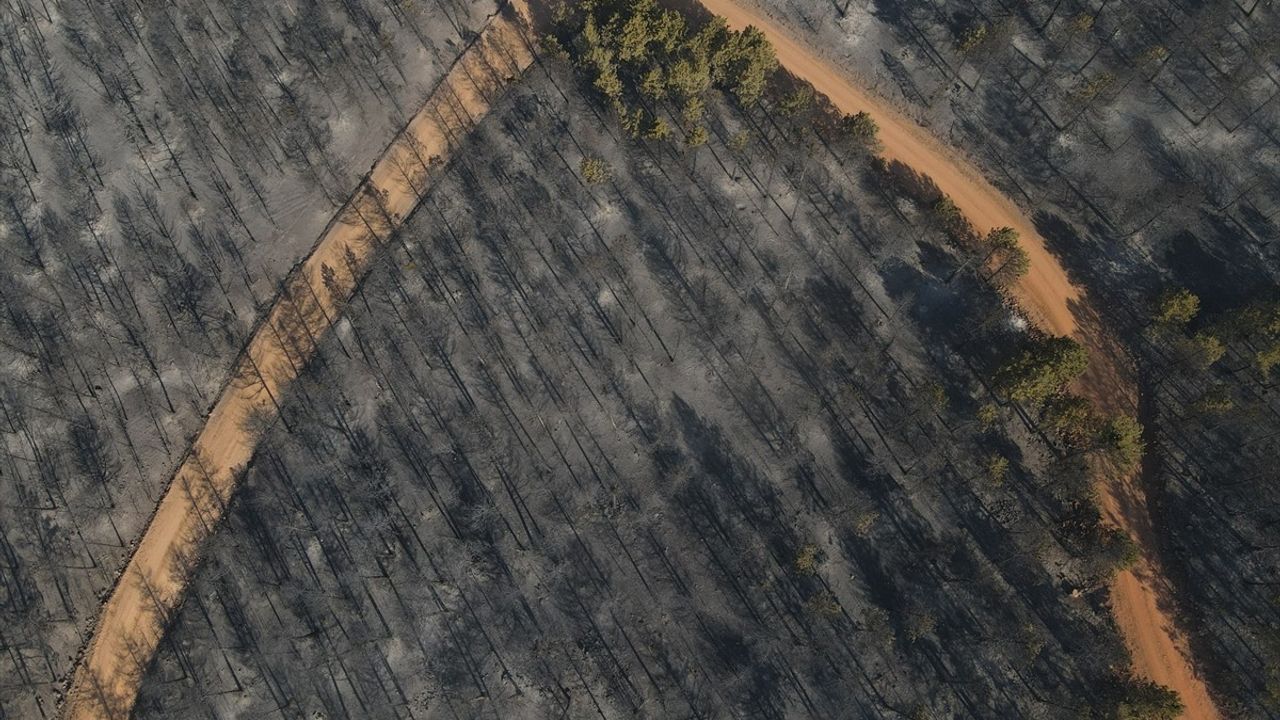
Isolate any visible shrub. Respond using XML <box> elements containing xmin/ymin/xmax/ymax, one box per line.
<box><xmin>681</xmin><ymin>95</ymin><xmax>705</xmax><ymax>126</ymax></box>
<box><xmin>851</xmin><ymin>509</ymin><xmax>878</xmax><ymax>538</ymax></box>
<box><xmin>1137</xmin><ymin>45</ymin><xmax>1170</xmax><ymax>67</ymax></box>
<box><xmin>685</xmin><ymin>124</ymin><xmax>709</xmax><ymax>147</ymax></box>
<box><xmin>794</xmin><ymin>543</ymin><xmax>820</xmax><ymax>574</ymax></box>
<box><xmin>1098</xmin><ymin>415</ymin><xmax>1144</xmax><ymax>470</ymax></box>
<box><xmin>1099</xmin><ymin>526</ymin><xmax>1141</xmax><ymax>575</ymax></box>
<box><xmin>976</xmin><ymin>402</ymin><xmax>1000</xmax><ymax>430</ymax></box>
<box><xmin>1213</xmin><ymin>299</ymin><xmax>1280</xmax><ymax>378</ymax></box>
<box><xmin>957</xmin><ymin>23</ymin><xmax>988</xmax><ymax>53</ymax></box>
<box><xmin>1257</xmin><ymin>344</ymin><xmax>1280</xmax><ymax>378</ymax></box>
<box><xmin>861</xmin><ymin>606</ymin><xmax>893</xmax><ymax>649</ymax></box>
<box><xmin>1152</xmin><ymin>287</ymin><xmax>1199</xmax><ymax>327</ymax></box>
<box><xmin>933</xmin><ymin>196</ymin><xmax>978</xmax><ymax>246</ymax></box>
<box><xmin>580</xmin><ymin>157</ymin><xmax>611</xmax><ymax>184</ymax></box>
<box><xmin>1190</xmin><ymin>385</ymin><xmax>1233</xmax><ymax>416</ymax></box>
<box><xmin>807</xmin><ymin>590</ymin><xmax>841</xmax><ymax>616</ymax></box>
<box><xmin>779</xmin><ymin>85</ymin><xmax>813</xmax><ymax>116</ymax></box>
<box><xmin>1068</xmin><ymin>12</ymin><xmax>1095</xmax><ymax>34</ymax></box>
<box><xmin>644</xmin><ymin>116</ymin><xmax>672</xmax><ymax>140</ymax></box>
<box><xmin>1171</xmin><ymin>331</ymin><xmax>1225</xmax><ymax>372</ymax></box>
<box><xmin>1072</xmin><ymin>72</ymin><xmax>1116</xmax><ymax>103</ymax></box>
<box><xmin>639</xmin><ymin>66</ymin><xmax>666</xmax><ymax>99</ymax></box>
<box><xmin>1107</xmin><ymin>674</ymin><xmax>1185</xmax><ymax>720</ymax></box>
<box><xmin>541</xmin><ymin>34</ymin><xmax>571</xmax><ymax>61</ymax></box>
<box><xmin>984</xmin><ymin>452</ymin><xmax>1010</xmax><ymax>485</ymax></box>
<box><xmin>920</xmin><ymin>382</ymin><xmax>947</xmax><ymax>414</ymax></box>
<box><xmin>840</xmin><ymin>110</ymin><xmax>879</xmax><ymax>148</ymax></box>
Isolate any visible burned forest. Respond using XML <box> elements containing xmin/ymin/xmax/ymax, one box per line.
<box><xmin>2</xmin><ymin>0</ymin><xmax>1277</xmax><ymax>718</ymax></box>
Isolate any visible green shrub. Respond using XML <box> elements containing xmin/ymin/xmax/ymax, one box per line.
<box><xmin>794</xmin><ymin>543</ymin><xmax>820</xmax><ymax>574</ymax></box>
<box><xmin>685</xmin><ymin>125</ymin><xmax>709</xmax><ymax>147</ymax></box>
<box><xmin>1152</xmin><ymin>287</ymin><xmax>1199</xmax><ymax>327</ymax></box>
<box><xmin>976</xmin><ymin>402</ymin><xmax>1000</xmax><ymax>429</ymax></box>
<box><xmin>957</xmin><ymin>23</ymin><xmax>987</xmax><ymax>53</ymax></box>
<box><xmin>580</xmin><ymin>156</ymin><xmax>611</xmax><ymax>184</ymax></box>
<box><xmin>984</xmin><ymin>452</ymin><xmax>1010</xmax><ymax>485</ymax></box>
<box><xmin>1098</xmin><ymin>415</ymin><xmax>1144</xmax><ymax>470</ymax></box>
<box><xmin>779</xmin><ymin>85</ymin><xmax>813</xmax><ymax>116</ymax></box>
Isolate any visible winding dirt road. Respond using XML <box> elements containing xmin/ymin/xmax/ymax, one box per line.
<box><xmin>696</xmin><ymin>0</ymin><xmax>1219</xmax><ymax>716</ymax></box>
<box><xmin>59</xmin><ymin>5</ymin><xmax>535</xmax><ymax>718</ymax></box>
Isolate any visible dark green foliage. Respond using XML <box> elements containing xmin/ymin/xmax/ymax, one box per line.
<box><xmin>995</xmin><ymin>335</ymin><xmax>1089</xmax><ymax>406</ymax></box>
<box><xmin>1213</xmin><ymin>298</ymin><xmax>1280</xmax><ymax>378</ymax></box>
<box><xmin>1106</xmin><ymin>674</ymin><xmax>1185</xmax><ymax>720</ymax></box>
<box><xmin>550</xmin><ymin>0</ymin><xmax>777</xmax><ymax>139</ymax></box>
<box><xmin>983</xmin><ymin>227</ymin><xmax>1029</xmax><ymax>287</ymax></box>
<box><xmin>1098</xmin><ymin>527</ymin><xmax>1141</xmax><ymax>575</ymax></box>
<box><xmin>779</xmin><ymin>85</ymin><xmax>813</xmax><ymax>115</ymax></box>
<box><xmin>1098</xmin><ymin>415</ymin><xmax>1144</xmax><ymax>470</ymax></box>
<box><xmin>839</xmin><ymin>110</ymin><xmax>881</xmax><ymax>152</ymax></box>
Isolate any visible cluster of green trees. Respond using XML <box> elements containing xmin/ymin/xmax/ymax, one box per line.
<box><xmin>993</xmin><ymin>334</ymin><xmax>1143</xmax><ymax>469</ymax></box>
<box><xmin>1156</xmin><ymin>288</ymin><xmax>1280</xmax><ymax>380</ymax></box>
<box><xmin>932</xmin><ymin>199</ymin><xmax>1029</xmax><ymax>288</ymax></box>
<box><xmin>874</xmin><ymin>161</ymin><xmax>1029</xmax><ymax>288</ymax></box>
<box><xmin>547</xmin><ymin>0</ymin><xmax>777</xmax><ymax>143</ymax></box>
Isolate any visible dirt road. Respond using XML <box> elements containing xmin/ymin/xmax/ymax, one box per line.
<box><xmin>59</xmin><ymin>5</ymin><xmax>534</xmax><ymax>718</ymax></box>
<box><xmin>696</xmin><ymin>0</ymin><xmax>1219</xmax><ymax>716</ymax></box>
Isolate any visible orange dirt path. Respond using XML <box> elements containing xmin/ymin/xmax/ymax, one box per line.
<box><xmin>698</xmin><ymin>0</ymin><xmax>1219</xmax><ymax>717</ymax></box>
<box><xmin>59</xmin><ymin>5</ymin><xmax>535</xmax><ymax>718</ymax></box>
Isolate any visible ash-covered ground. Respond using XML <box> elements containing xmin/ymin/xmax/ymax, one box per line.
<box><xmin>134</xmin><ymin>59</ymin><xmax>1132</xmax><ymax>719</ymax></box>
<box><xmin>0</xmin><ymin>1</ymin><xmax>494</xmax><ymax>715</ymax></box>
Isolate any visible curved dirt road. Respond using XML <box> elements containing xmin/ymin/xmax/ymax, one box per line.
<box><xmin>696</xmin><ymin>0</ymin><xmax>1219</xmax><ymax>716</ymax></box>
<box><xmin>59</xmin><ymin>5</ymin><xmax>535</xmax><ymax>718</ymax></box>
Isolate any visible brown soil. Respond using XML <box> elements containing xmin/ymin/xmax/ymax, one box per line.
<box><xmin>59</xmin><ymin>6</ymin><xmax>536</xmax><ymax>718</ymax></box>
<box><xmin>697</xmin><ymin>0</ymin><xmax>1220</xmax><ymax>717</ymax></box>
